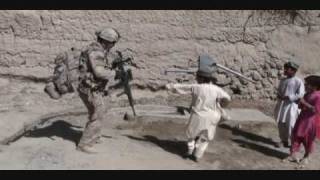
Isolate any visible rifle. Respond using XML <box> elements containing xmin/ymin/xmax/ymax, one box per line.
<box><xmin>111</xmin><ymin>51</ymin><xmax>137</xmax><ymax>117</ymax></box>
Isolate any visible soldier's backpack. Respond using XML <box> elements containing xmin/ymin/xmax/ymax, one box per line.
<box><xmin>44</xmin><ymin>47</ymin><xmax>83</xmax><ymax>99</ymax></box>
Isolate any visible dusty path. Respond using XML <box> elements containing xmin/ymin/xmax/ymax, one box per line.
<box><xmin>0</xmin><ymin>79</ymin><xmax>319</xmax><ymax>170</ymax></box>
<box><xmin>0</xmin><ymin>112</ymin><xmax>320</xmax><ymax>170</ymax></box>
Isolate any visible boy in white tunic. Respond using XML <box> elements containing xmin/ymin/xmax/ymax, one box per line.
<box><xmin>166</xmin><ymin>67</ymin><xmax>231</xmax><ymax>162</ymax></box>
<box><xmin>274</xmin><ymin>61</ymin><xmax>305</xmax><ymax>148</ymax></box>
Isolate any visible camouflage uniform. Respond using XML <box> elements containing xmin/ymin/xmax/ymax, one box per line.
<box><xmin>76</xmin><ymin>28</ymin><xmax>119</xmax><ymax>153</ymax></box>
<box><xmin>77</xmin><ymin>41</ymin><xmax>114</xmax><ymax>149</ymax></box>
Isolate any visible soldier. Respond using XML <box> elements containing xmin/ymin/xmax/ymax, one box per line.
<box><xmin>76</xmin><ymin>28</ymin><xmax>120</xmax><ymax>154</ymax></box>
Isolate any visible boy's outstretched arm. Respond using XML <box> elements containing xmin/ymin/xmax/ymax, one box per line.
<box><xmin>217</xmin><ymin>87</ymin><xmax>231</xmax><ymax>104</ymax></box>
<box><xmin>165</xmin><ymin>83</ymin><xmax>194</xmax><ymax>95</ymax></box>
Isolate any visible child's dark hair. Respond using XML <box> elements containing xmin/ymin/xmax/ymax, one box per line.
<box><xmin>196</xmin><ymin>72</ymin><xmax>217</xmax><ymax>84</ymax></box>
<box><xmin>305</xmin><ymin>75</ymin><xmax>320</xmax><ymax>90</ymax></box>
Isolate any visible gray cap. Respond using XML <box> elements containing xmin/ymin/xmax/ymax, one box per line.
<box><xmin>96</xmin><ymin>28</ymin><xmax>120</xmax><ymax>43</ymax></box>
<box><xmin>284</xmin><ymin>60</ymin><xmax>299</xmax><ymax>70</ymax></box>
<box><xmin>197</xmin><ymin>54</ymin><xmax>216</xmax><ymax>78</ymax></box>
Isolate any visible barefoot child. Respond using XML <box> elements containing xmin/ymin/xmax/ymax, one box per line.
<box><xmin>285</xmin><ymin>75</ymin><xmax>320</xmax><ymax>165</ymax></box>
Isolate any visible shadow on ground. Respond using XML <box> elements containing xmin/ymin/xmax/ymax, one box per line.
<box><xmin>125</xmin><ymin>135</ymin><xmax>187</xmax><ymax>158</ymax></box>
<box><xmin>24</xmin><ymin>120</ymin><xmax>83</xmax><ymax>145</ymax></box>
<box><xmin>232</xmin><ymin>139</ymin><xmax>288</xmax><ymax>159</ymax></box>
<box><xmin>219</xmin><ymin>124</ymin><xmax>288</xmax><ymax>159</ymax></box>
<box><xmin>219</xmin><ymin>124</ymin><xmax>277</xmax><ymax>146</ymax></box>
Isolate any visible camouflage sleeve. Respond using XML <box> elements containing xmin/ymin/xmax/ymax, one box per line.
<box><xmin>88</xmin><ymin>50</ymin><xmax>115</xmax><ymax>80</ymax></box>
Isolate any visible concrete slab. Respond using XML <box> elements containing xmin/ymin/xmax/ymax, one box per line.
<box><xmin>118</xmin><ymin>105</ymin><xmax>274</xmax><ymax>123</ymax></box>
<box><xmin>0</xmin><ymin>112</ymin><xmax>39</xmax><ymax>142</ymax></box>
<box><xmin>226</xmin><ymin>108</ymin><xmax>274</xmax><ymax>123</ymax></box>
<box><xmin>0</xmin><ymin>104</ymin><xmax>274</xmax><ymax>145</ymax></box>
<box><xmin>0</xmin><ymin>107</ymin><xmax>85</xmax><ymax>145</ymax></box>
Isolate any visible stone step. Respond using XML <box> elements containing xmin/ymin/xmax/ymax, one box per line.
<box><xmin>119</xmin><ymin>105</ymin><xmax>274</xmax><ymax>123</ymax></box>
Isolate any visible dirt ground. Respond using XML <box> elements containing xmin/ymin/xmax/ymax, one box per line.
<box><xmin>0</xmin><ymin>79</ymin><xmax>319</xmax><ymax>170</ymax></box>
<box><xmin>0</xmin><ymin>106</ymin><xmax>320</xmax><ymax>170</ymax></box>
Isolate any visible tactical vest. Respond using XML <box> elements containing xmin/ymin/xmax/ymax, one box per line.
<box><xmin>78</xmin><ymin>42</ymin><xmax>108</xmax><ymax>93</ymax></box>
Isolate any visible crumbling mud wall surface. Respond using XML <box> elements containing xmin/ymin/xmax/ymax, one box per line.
<box><xmin>1</xmin><ymin>10</ymin><xmax>320</xmax><ymax>100</ymax></box>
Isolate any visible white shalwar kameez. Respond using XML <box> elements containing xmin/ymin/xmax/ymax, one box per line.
<box><xmin>274</xmin><ymin>76</ymin><xmax>305</xmax><ymax>144</ymax></box>
<box><xmin>167</xmin><ymin>83</ymin><xmax>231</xmax><ymax>159</ymax></box>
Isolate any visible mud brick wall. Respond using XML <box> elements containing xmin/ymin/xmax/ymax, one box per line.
<box><xmin>0</xmin><ymin>10</ymin><xmax>320</xmax><ymax>99</ymax></box>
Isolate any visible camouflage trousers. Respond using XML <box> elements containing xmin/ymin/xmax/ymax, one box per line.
<box><xmin>77</xmin><ymin>89</ymin><xmax>105</xmax><ymax>148</ymax></box>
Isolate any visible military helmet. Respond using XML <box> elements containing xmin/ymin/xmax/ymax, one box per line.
<box><xmin>96</xmin><ymin>28</ymin><xmax>120</xmax><ymax>43</ymax></box>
